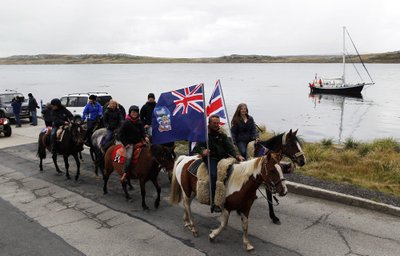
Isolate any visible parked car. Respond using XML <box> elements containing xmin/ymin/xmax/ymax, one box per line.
<box><xmin>60</xmin><ymin>92</ymin><xmax>112</xmax><ymax>119</ymax></box>
<box><xmin>0</xmin><ymin>90</ymin><xmax>31</xmax><ymax>121</ymax></box>
<box><xmin>0</xmin><ymin>117</ymin><xmax>12</xmax><ymax>137</ymax></box>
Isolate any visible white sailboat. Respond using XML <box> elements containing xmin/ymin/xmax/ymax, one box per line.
<box><xmin>309</xmin><ymin>26</ymin><xmax>375</xmax><ymax>96</ymax></box>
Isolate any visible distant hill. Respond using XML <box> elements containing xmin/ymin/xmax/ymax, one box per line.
<box><xmin>0</xmin><ymin>51</ymin><xmax>399</xmax><ymax>64</ymax></box>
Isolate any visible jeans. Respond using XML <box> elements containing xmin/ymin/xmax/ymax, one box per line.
<box><xmin>14</xmin><ymin>113</ymin><xmax>21</xmax><ymax>126</ymax></box>
<box><xmin>237</xmin><ymin>141</ymin><xmax>248</xmax><ymax>158</ymax></box>
<box><xmin>51</xmin><ymin>127</ymin><xmax>57</xmax><ymax>153</ymax></box>
<box><xmin>203</xmin><ymin>157</ymin><xmax>218</xmax><ymax>202</ymax></box>
<box><xmin>123</xmin><ymin>144</ymin><xmax>134</xmax><ymax>175</ymax></box>
<box><xmin>30</xmin><ymin>110</ymin><xmax>37</xmax><ymax>125</ymax></box>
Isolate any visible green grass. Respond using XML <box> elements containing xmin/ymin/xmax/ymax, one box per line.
<box><xmin>299</xmin><ymin>138</ymin><xmax>400</xmax><ymax>197</ymax></box>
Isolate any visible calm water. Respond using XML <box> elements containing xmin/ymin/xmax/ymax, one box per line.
<box><xmin>1</xmin><ymin>63</ymin><xmax>399</xmax><ymax>143</ymax></box>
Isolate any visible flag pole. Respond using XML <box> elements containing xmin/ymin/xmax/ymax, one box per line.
<box><xmin>218</xmin><ymin>79</ymin><xmax>233</xmax><ymax>138</ymax></box>
<box><xmin>201</xmin><ymin>83</ymin><xmax>213</xmax><ymax>213</ymax></box>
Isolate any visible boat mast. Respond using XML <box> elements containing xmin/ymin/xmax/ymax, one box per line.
<box><xmin>342</xmin><ymin>26</ymin><xmax>346</xmax><ymax>85</ymax></box>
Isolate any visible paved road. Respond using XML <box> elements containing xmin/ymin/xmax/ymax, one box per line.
<box><xmin>1</xmin><ymin>122</ymin><xmax>399</xmax><ymax>256</ymax></box>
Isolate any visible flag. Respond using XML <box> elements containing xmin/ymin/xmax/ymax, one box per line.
<box><xmin>206</xmin><ymin>79</ymin><xmax>227</xmax><ymax>125</ymax></box>
<box><xmin>152</xmin><ymin>83</ymin><xmax>206</xmax><ymax>144</ymax></box>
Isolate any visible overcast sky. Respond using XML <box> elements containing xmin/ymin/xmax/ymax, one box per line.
<box><xmin>0</xmin><ymin>0</ymin><xmax>399</xmax><ymax>58</ymax></box>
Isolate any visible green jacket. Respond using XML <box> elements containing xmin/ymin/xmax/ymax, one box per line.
<box><xmin>193</xmin><ymin>130</ymin><xmax>239</xmax><ymax>160</ymax></box>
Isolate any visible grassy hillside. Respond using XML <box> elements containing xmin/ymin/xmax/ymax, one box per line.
<box><xmin>0</xmin><ymin>51</ymin><xmax>399</xmax><ymax>64</ymax></box>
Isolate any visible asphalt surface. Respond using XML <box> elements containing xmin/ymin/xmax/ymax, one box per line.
<box><xmin>1</xmin><ymin>120</ymin><xmax>399</xmax><ymax>256</ymax></box>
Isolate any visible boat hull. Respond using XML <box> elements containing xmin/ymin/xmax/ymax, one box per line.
<box><xmin>309</xmin><ymin>84</ymin><xmax>364</xmax><ymax>96</ymax></box>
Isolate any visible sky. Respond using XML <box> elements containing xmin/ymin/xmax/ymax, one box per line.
<box><xmin>0</xmin><ymin>0</ymin><xmax>399</xmax><ymax>58</ymax></box>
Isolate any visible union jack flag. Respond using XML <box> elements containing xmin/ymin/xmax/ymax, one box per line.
<box><xmin>151</xmin><ymin>83</ymin><xmax>206</xmax><ymax>144</ymax></box>
<box><xmin>172</xmin><ymin>83</ymin><xmax>204</xmax><ymax>115</ymax></box>
<box><xmin>206</xmin><ymin>80</ymin><xmax>227</xmax><ymax>125</ymax></box>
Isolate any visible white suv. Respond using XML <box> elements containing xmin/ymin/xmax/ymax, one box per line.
<box><xmin>60</xmin><ymin>92</ymin><xmax>112</xmax><ymax>119</ymax></box>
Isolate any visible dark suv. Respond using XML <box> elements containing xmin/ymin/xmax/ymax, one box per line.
<box><xmin>0</xmin><ymin>90</ymin><xmax>31</xmax><ymax>121</ymax></box>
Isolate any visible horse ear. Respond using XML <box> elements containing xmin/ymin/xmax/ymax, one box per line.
<box><xmin>288</xmin><ymin>129</ymin><xmax>293</xmax><ymax>135</ymax></box>
<box><xmin>293</xmin><ymin>129</ymin><xmax>298</xmax><ymax>136</ymax></box>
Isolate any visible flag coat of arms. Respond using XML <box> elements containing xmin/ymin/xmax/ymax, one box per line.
<box><xmin>152</xmin><ymin>84</ymin><xmax>206</xmax><ymax>144</ymax></box>
<box><xmin>207</xmin><ymin>80</ymin><xmax>227</xmax><ymax>125</ymax></box>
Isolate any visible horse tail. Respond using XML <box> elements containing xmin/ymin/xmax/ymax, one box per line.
<box><xmin>37</xmin><ymin>133</ymin><xmax>46</xmax><ymax>159</ymax></box>
<box><xmin>169</xmin><ymin>165</ymin><xmax>182</xmax><ymax>205</ymax></box>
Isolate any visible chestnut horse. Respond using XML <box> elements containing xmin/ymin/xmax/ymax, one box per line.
<box><xmin>248</xmin><ymin>129</ymin><xmax>306</xmax><ymax>224</ymax></box>
<box><xmin>37</xmin><ymin>121</ymin><xmax>85</xmax><ymax>180</ymax></box>
<box><xmin>169</xmin><ymin>151</ymin><xmax>286</xmax><ymax>251</ymax></box>
<box><xmin>103</xmin><ymin>143</ymin><xmax>176</xmax><ymax>210</ymax></box>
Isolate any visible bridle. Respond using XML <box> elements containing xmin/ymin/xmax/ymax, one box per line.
<box><xmin>258</xmin><ymin>132</ymin><xmax>305</xmax><ymax>163</ymax></box>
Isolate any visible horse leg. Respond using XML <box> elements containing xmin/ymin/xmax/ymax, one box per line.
<box><xmin>79</xmin><ymin>151</ymin><xmax>83</xmax><ymax>161</ymax></box>
<box><xmin>267</xmin><ymin>188</ymin><xmax>280</xmax><ymax>224</ymax></box>
<box><xmin>52</xmin><ymin>153</ymin><xmax>62</xmax><ymax>174</ymax></box>
<box><xmin>151</xmin><ymin>177</ymin><xmax>161</xmax><ymax>209</ymax></box>
<box><xmin>121</xmin><ymin>179</ymin><xmax>131</xmax><ymax>201</ymax></box>
<box><xmin>73</xmin><ymin>153</ymin><xmax>80</xmax><ymax>181</ymax></box>
<box><xmin>209</xmin><ymin>209</ymin><xmax>230</xmax><ymax>241</ymax></box>
<box><xmin>240</xmin><ymin>212</ymin><xmax>254</xmax><ymax>251</ymax></box>
<box><xmin>182</xmin><ymin>195</ymin><xmax>198</xmax><ymax>237</ymax></box>
<box><xmin>63</xmin><ymin>155</ymin><xmax>71</xmax><ymax>180</ymax></box>
<box><xmin>103</xmin><ymin>171</ymin><xmax>110</xmax><ymax>194</ymax></box>
<box><xmin>140</xmin><ymin>178</ymin><xmax>149</xmax><ymax>211</ymax></box>
<box><xmin>127</xmin><ymin>177</ymin><xmax>134</xmax><ymax>190</ymax></box>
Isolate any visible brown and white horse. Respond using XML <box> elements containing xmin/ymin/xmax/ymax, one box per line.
<box><xmin>169</xmin><ymin>151</ymin><xmax>287</xmax><ymax>251</ymax></box>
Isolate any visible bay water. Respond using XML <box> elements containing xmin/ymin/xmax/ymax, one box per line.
<box><xmin>1</xmin><ymin>63</ymin><xmax>399</xmax><ymax>143</ymax></box>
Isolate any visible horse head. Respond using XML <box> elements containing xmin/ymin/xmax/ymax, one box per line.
<box><xmin>151</xmin><ymin>144</ymin><xmax>176</xmax><ymax>179</ymax></box>
<box><xmin>281</xmin><ymin>129</ymin><xmax>306</xmax><ymax>167</ymax></box>
<box><xmin>69</xmin><ymin>121</ymin><xmax>85</xmax><ymax>147</ymax></box>
<box><xmin>261</xmin><ymin>152</ymin><xmax>287</xmax><ymax>196</ymax></box>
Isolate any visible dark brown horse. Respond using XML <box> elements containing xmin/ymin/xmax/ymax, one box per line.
<box><xmin>248</xmin><ymin>129</ymin><xmax>306</xmax><ymax>224</ymax></box>
<box><xmin>37</xmin><ymin>121</ymin><xmax>85</xmax><ymax>180</ymax></box>
<box><xmin>169</xmin><ymin>152</ymin><xmax>286</xmax><ymax>251</ymax></box>
<box><xmin>103</xmin><ymin>143</ymin><xmax>176</xmax><ymax>210</ymax></box>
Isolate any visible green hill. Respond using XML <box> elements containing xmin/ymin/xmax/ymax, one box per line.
<box><xmin>0</xmin><ymin>51</ymin><xmax>399</xmax><ymax>64</ymax></box>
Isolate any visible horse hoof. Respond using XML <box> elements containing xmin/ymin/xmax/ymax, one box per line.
<box><xmin>66</xmin><ymin>176</ymin><xmax>71</xmax><ymax>180</ymax></box>
<box><xmin>154</xmin><ymin>201</ymin><xmax>160</xmax><ymax>209</ymax></box>
<box><xmin>142</xmin><ymin>206</ymin><xmax>150</xmax><ymax>211</ymax></box>
<box><xmin>208</xmin><ymin>234</ymin><xmax>215</xmax><ymax>242</ymax></box>
<box><xmin>193</xmin><ymin>231</ymin><xmax>198</xmax><ymax>237</ymax></box>
<box><xmin>272</xmin><ymin>218</ymin><xmax>281</xmax><ymax>225</ymax></box>
<box><xmin>75</xmin><ymin>176</ymin><xmax>79</xmax><ymax>181</ymax></box>
<box><xmin>246</xmin><ymin>244</ymin><xmax>255</xmax><ymax>251</ymax></box>
<box><xmin>103</xmin><ymin>191</ymin><xmax>108</xmax><ymax>195</ymax></box>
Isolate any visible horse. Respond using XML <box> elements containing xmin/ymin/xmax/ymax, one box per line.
<box><xmin>103</xmin><ymin>143</ymin><xmax>176</xmax><ymax>210</ymax></box>
<box><xmin>169</xmin><ymin>151</ymin><xmax>287</xmax><ymax>251</ymax></box>
<box><xmin>247</xmin><ymin>129</ymin><xmax>306</xmax><ymax>224</ymax></box>
<box><xmin>90</xmin><ymin>127</ymin><xmax>120</xmax><ymax>176</ymax></box>
<box><xmin>37</xmin><ymin>121</ymin><xmax>85</xmax><ymax>180</ymax></box>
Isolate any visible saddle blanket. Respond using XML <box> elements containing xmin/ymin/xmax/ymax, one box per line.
<box><xmin>112</xmin><ymin>142</ymin><xmax>146</xmax><ymax>165</ymax></box>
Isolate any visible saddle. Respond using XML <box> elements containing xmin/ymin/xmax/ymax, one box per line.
<box><xmin>192</xmin><ymin>157</ymin><xmax>237</xmax><ymax>207</ymax></box>
<box><xmin>111</xmin><ymin>142</ymin><xmax>146</xmax><ymax>165</ymax></box>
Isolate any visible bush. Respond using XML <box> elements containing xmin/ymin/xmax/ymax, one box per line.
<box><xmin>344</xmin><ymin>138</ymin><xmax>359</xmax><ymax>149</ymax></box>
<box><xmin>321</xmin><ymin>138</ymin><xmax>333</xmax><ymax>148</ymax></box>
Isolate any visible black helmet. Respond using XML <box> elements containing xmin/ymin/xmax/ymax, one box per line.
<box><xmin>51</xmin><ymin>98</ymin><xmax>61</xmax><ymax>106</ymax></box>
<box><xmin>129</xmin><ymin>105</ymin><xmax>140</xmax><ymax>113</ymax></box>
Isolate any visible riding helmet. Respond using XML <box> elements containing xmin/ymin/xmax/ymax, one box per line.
<box><xmin>50</xmin><ymin>98</ymin><xmax>62</xmax><ymax>106</ymax></box>
<box><xmin>129</xmin><ymin>105</ymin><xmax>140</xmax><ymax>113</ymax></box>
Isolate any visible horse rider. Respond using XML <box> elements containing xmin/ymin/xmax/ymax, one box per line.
<box><xmin>193</xmin><ymin>114</ymin><xmax>245</xmax><ymax>213</ymax></box>
<box><xmin>140</xmin><ymin>93</ymin><xmax>156</xmax><ymax>138</ymax></box>
<box><xmin>50</xmin><ymin>98</ymin><xmax>74</xmax><ymax>154</ymax></box>
<box><xmin>82</xmin><ymin>94</ymin><xmax>103</xmax><ymax>143</ymax></box>
<box><xmin>230</xmin><ymin>103</ymin><xmax>259</xmax><ymax>158</ymax></box>
<box><xmin>102</xmin><ymin>99</ymin><xmax>123</xmax><ymax>150</ymax></box>
<box><xmin>119</xmin><ymin>105</ymin><xmax>149</xmax><ymax>181</ymax></box>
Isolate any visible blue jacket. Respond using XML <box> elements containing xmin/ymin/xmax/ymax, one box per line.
<box><xmin>11</xmin><ymin>100</ymin><xmax>22</xmax><ymax>114</ymax></box>
<box><xmin>82</xmin><ymin>102</ymin><xmax>103</xmax><ymax>121</ymax></box>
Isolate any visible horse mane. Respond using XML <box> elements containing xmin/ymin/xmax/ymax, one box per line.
<box><xmin>260</xmin><ymin>133</ymin><xmax>284</xmax><ymax>150</ymax></box>
<box><xmin>225</xmin><ymin>157</ymin><xmax>264</xmax><ymax>197</ymax></box>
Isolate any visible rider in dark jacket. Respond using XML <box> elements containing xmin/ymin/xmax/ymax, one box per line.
<box><xmin>140</xmin><ymin>93</ymin><xmax>156</xmax><ymax>137</ymax></box>
<box><xmin>193</xmin><ymin>115</ymin><xmax>244</xmax><ymax>212</ymax></box>
<box><xmin>102</xmin><ymin>99</ymin><xmax>123</xmax><ymax>149</ymax></box>
<box><xmin>50</xmin><ymin>98</ymin><xmax>73</xmax><ymax>154</ymax></box>
<box><xmin>119</xmin><ymin>105</ymin><xmax>149</xmax><ymax>180</ymax></box>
